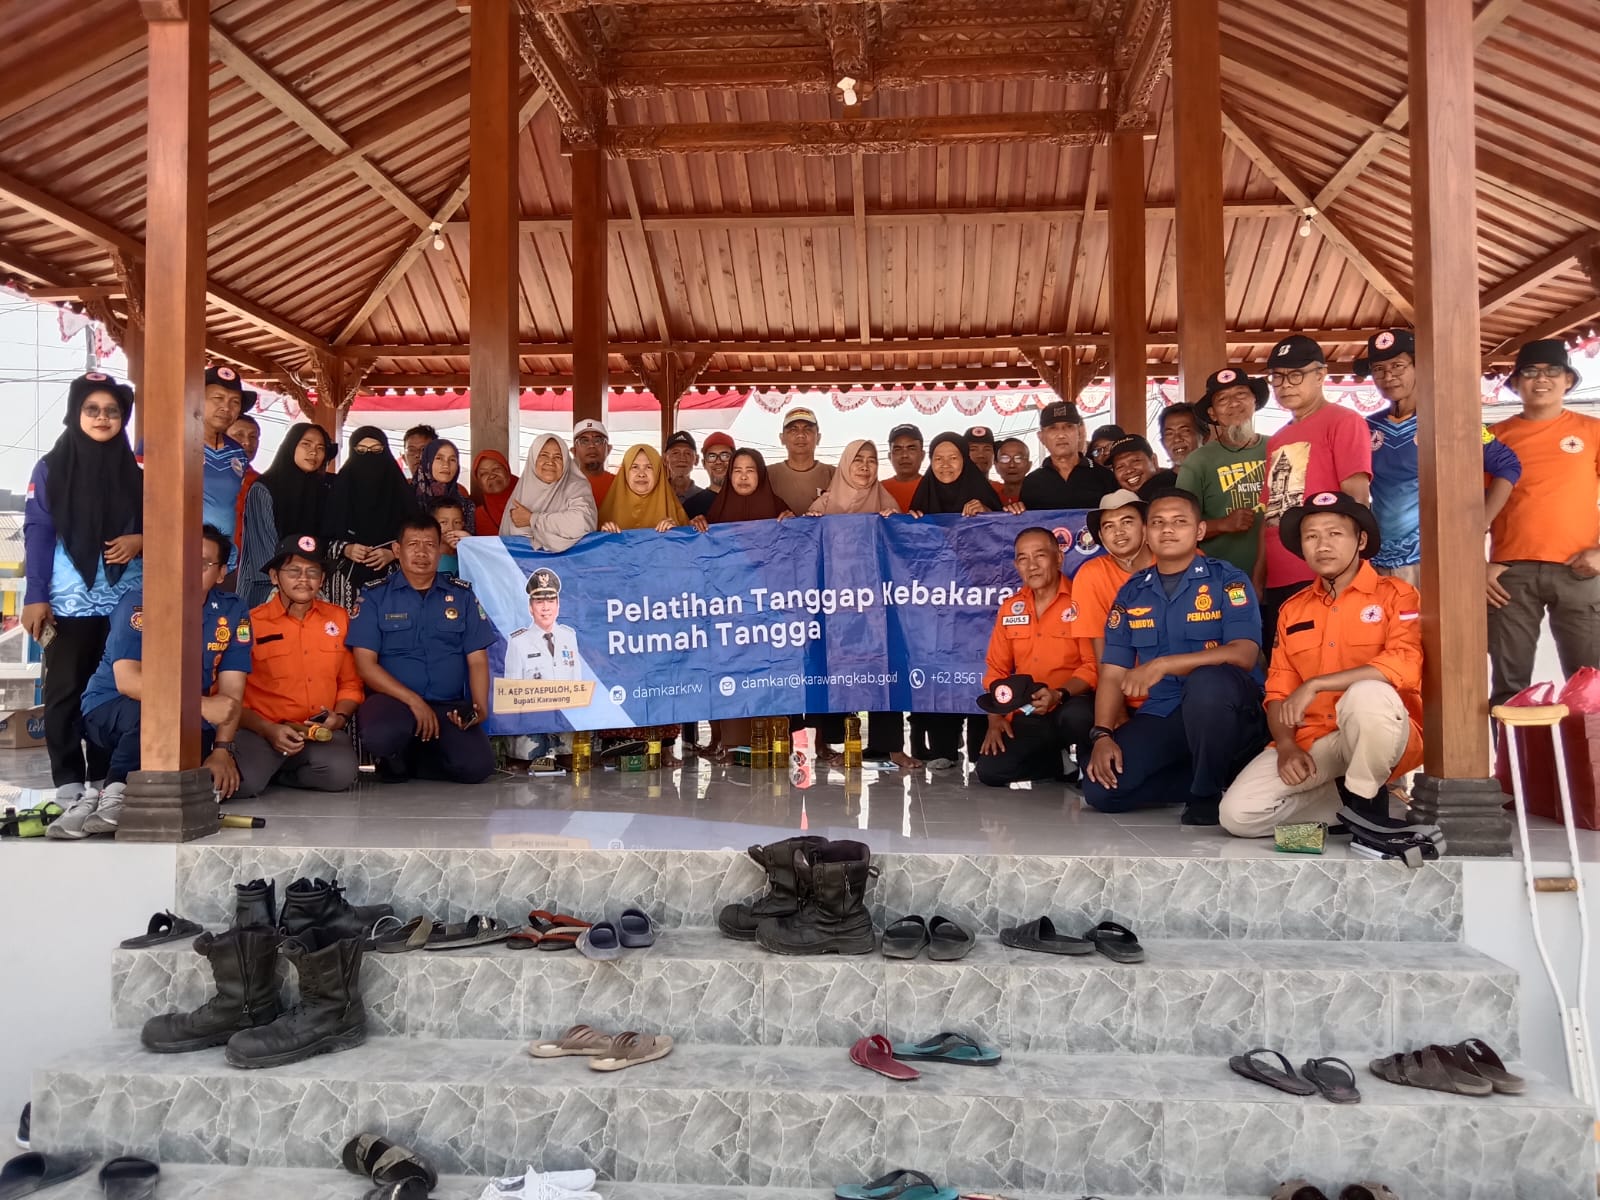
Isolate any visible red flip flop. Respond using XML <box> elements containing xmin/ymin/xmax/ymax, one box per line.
<box><xmin>850</xmin><ymin>1034</ymin><xmax>920</xmax><ymax>1080</ymax></box>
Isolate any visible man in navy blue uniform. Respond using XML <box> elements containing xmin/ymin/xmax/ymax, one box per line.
<box><xmin>348</xmin><ymin>513</ymin><xmax>495</xmax><ymax>783</ymax></box>
<box><xmin>69</xmin><ymin>525</ymin><xmax>252</xmax><ymax>838</ymax></box>
<box><xmin>1083</xmin><ymin>488</ymin><xmax>1269</xmax><ymax>825</ymax></box>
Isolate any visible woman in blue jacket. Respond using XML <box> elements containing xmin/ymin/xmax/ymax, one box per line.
<box><xmin>21</xmin><ymin>372</ymin><xmax>144</xmax><ymax>806</ymax></box>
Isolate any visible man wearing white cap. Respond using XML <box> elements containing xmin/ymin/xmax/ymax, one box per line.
<box><xmin>767</xmin><ymin>407</ymin><xmax>835</xmax><ymax>517</ymax></box>
<box><xmin>570</xmin><ymin>419</ymin><xmax>615</xmax><ymax>506</ymax></box>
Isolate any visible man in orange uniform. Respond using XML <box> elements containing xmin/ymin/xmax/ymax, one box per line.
<box><xmin>232</xmin><ymin>534</ymin><xmax>364</xmax><ymax>797</ymax></box>
<box><xmin>1220</xmin><ymin>492</ymin><xmax>1422</xmax><ymax>837</ymax></box>
<box><xmin>1486</xmin><ymin>339</ymin><xmax>1600</xmax><ymax>706</ymax></box>
<box><xmin>976</xmin><ymin>527</ymin><xmax>1097</xmax><ymax>786</ymax></box>
<box><xmin>1069</xmin><ymin>490</ymin><xmax>1152</xmax><ymax>672</ymax></box>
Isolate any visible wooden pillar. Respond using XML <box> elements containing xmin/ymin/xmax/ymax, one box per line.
<box><xmin>122</xmin><ymin>323</ymin><xmax>145</xmax><ymax>446</ymax></box>
<box><xmin>1406</xmin><ymin>0</ymin><xmax>1507</xmax><ymax>854</ymax></box>
<box><xmin>571</xmin><ymin>138</ymin><xmax>609</xmax><ymax>425</ymax></box>
<box><xmin>121</xmin><ymin>0</ymin><xmax>211</xmax><ymax>842</ymax></box>
<box><xmin>468</xmin><ymin>0</ymin><xmax>517</xmax><ymax>460</ymax></box>
<box><xmin>1171</xmin><ymin>0</ymin><xmax>1227</xmax><ymax>402</ymax></box>
<box><xmin>1109</xmin><ymin>126</ymin><xmax>1148</xmax><ymax>433</ymax></box>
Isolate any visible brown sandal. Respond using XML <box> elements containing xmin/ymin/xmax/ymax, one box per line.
<box><xmin>588</xmin><ymin>1031</ymin><xmax>674</xmax><ymax>1072</ymax></box>
<box><xmin>528</xmin><ymin>1024</ymin><xmax>618</xmax><ymax>1059</ymax></box>
<box><xmin>1369</xmin><ymin>1045</ymin><xmax>1492</xmax><ymax>1096</ymax></box>
<box><xmin>528</xmin><ymin>910</ymin><xmax>591</xmax><ymax>952</ymax></box>
<box><xmin>1272</xmin><ymin>1183</ymin><xmax>1331</xmax><ymax>1200</ymax></box>
<box><xmin>1453</xmin><ymin>1037</ymin><xmax>1526</xmax><ymax>1094</ymax></box>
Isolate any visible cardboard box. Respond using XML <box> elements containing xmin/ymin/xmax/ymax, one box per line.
<box><xmin>0</xmin><ymin>706</ymin><xmax>46</xmax><ymax>749</ymax></box>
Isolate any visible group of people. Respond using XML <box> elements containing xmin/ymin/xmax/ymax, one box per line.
<box><xmin>17</xmin><ymin>330</ymin><xmax>1599</xmax><ymax>837</ymax></box>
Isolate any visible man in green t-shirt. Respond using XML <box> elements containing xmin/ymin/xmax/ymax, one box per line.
<box><xmin>1177</xmin><ymin>367</ymin><xmax>1269</xmax><ymax>574</ymax></box>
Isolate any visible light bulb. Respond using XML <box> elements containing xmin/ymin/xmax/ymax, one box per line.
<box><xmin>1298</xmin><ymin>219</ymin><xmax>1311</xmax><ymax>238</ymax></box>
<box><xmin>429</xmin><ymin>222</ymin><xmax>445</xmax><ymax>251</ymax></box>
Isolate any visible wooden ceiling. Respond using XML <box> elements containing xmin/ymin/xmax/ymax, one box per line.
<box><xmin>0</xmin><ymin>0</ymin><xmax>1593</xmax><ymax>395</ymax></box>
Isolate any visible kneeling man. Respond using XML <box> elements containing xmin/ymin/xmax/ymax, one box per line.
<box><xmin>976</xmin><ymin>527</ymin><xmax>1097</xmax><ymax>786</ymax></box>
<box><xmin>1220</xmin><ymin>491</ymin><xmax>1421</xmax><ymax>837</ymax></box>
<box><xmin>233</xmin><ymin>535</ymin><xmax>363</xmax><ymax>797</ymax></box>
<box><xmin>1083</xmin><ymin>489</ymin><xmax>1267</xmax><ymax>825</ymax></box>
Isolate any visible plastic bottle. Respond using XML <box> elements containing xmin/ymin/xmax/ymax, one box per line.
<box><xmin>770</xmin><ymin>717</ymin><xmax>791</xmax><ymax>765</ymax></box>
<box><xmin>752</xmin><ymin>717</ymin><xmax>770</xmax><ymax>770</ymax></box>
<box><xmin>843</xmin><ymin>713</ymin><xmax>862</xmax><ymax>768</ymax></box>
<box><xmin>646</xmin><ymin>735</ymin><xmax>662</xmax><ymax>771</ymax></box>
<box><xmin>572</xmin><ymin>732</ymin><xmax>592</xmax><ymax>773</ymax></box>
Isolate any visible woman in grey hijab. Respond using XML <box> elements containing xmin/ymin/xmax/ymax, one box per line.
<box><xmin>502</xmin><ymin>433</ymin><xmax>598</xmax><ymax>551</ymax></box>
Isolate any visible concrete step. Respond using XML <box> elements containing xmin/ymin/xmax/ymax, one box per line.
<box><xmin>32</xmin><ymin>1036</ymin><xmax>1590</xmax><ymax>1199</ymax></box>
<box><xmin>173</xmin><ymin>845</ymin><xmax>1466</xmax><ymax>942</ymax></box>
<box><xmin>109</xmin><ymin>930</ymin><xmax>1520</xmax><ymax>1060</ymax></box>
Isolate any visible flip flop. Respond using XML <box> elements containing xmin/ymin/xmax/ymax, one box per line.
<box><xmin>361</xmin><ymin>1182</ymin><xmax>431</xmax><ymax>1200</ymax></box>
<box><xmin>507</xmin><ymin>909</ymin><xmax>562</xmax><ymax>950</ymax></box>
<box><xmin>1300</xmin><ymin>1056</ymin><xmax>1362</xmax><ymax>1104</ymax></box>
<box><xmin>528</xmin><ymin>1024</ymin><xmax>619</xmax><ymax>1059</ymax></box>
<box><xmin>849</xmin><ymin>1035</ymin><xmax>920</xmax><ymax>1080</ymax></box>
<box><xmin>617</xmin><ymin>907</ymin><xmax>656</xmax><ymax>948</ymax></box>
<box><xmin>881</xmin><ymin>915</ymin><xmax>930</xmax><ymax>959</ymax></box>
<box><xmin>1087</xmin><ymin>920</ymin><xmax>1144</xmax><ymax>963</ymax></box>
<box><xmin>1339</xmin><ymin>1185</ymin><xmax>1399</xmax><ymax>1200</ymax></box>
<box><xmin>0</xmin><ymin>1152</ymin><xmax>95</xmax><ymax>1198</ymax></box>
<box><xmin>370</xmin><ymin>916</ymin><xmax>433</xmax><ymax>954</ymax></box>
<box><xmin>926</xmin><ymin>916</ymin><xmax>974</xmax><ymax>961</ymax></box>
<box><xmin>577</xmin><ymin>922</ymin><xmax>622</xmax><ymax>960</ymax></box>
<box><xmin>423</xmin><ymin>915</ymin><xmax>510</xmax><ymax>951</ymax></box>
<box><xmin>120</xmin><ymin>911</ymin><xmax>204</xmax><ymax>949</ymax></box>
<box><xmin>588</xmin><ymin>1031</ymin><xmax>673</xmax><ymax>1071</ymax></box>
<box><xmin>530</xmin><ymin>910</ymin><xmax>592</xmax><ymax>951</ymax></box>
<box><xmin>341</xmin><ymin>1133</ymin><xmax>439</xmax><ymax>1189</ymax></box>
<box><xmin>998</xmin><ymin>915</ymin><xmax>1094</xmax><ymax>956</ymax></box>
<box><xmin>1369</xmin><ymin>1045</ymin><xmax>1492</xmax><ymax>1096</ymax></box>
<box><xmin>891</xmin><ymin>1031</ymin><xmax>1002</xmax><ymax>1067</ymax></box>
<box><xmin>834</xmin><ymin>1169</ymin><xmax>958</xmax><ymax>1199</ymax></box>
<box><xmin>1229</xmin><ymin>1048</ymin><xmax>1317</xmax><ymax>1095</ymax></box>
<box><xmin>1453</xmin><ymin>1037</ymin><xmax>1526</xmax><ymax>1094</ymax></box>
<box><xmin>98</xmin><ymin>1157</ymin><xmax>159</xmax><ymax>1200</ymax></box>
<box><xmin>1272</xmin><ymin>1183</ymin><xmax>1331</xmax><ymax>1200</ymax></box>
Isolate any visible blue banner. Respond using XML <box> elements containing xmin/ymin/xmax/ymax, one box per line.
<box><xmin>456</xmin><ymin>510</ymin><xmax>1099</xmax><ymax>733</ymax></box>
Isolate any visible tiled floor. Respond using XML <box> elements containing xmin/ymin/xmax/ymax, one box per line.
<box><xmin>2</xmin><ymin>743</ymin><xmax>1594</xmax><ymax>863</ymax></box>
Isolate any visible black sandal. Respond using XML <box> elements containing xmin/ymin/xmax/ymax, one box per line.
<box><xmin>1300</xmin><ymin>1055</ymin><xmax>1362</xmax><ymax>1103</ymax></box>
<box><xmin>1229</xmin><ymin>1048</ymin><xmax>1317</xmax><ymax>1095</ymax></box>
<box><xmin>1088</xmin><ymin>919</ymin><xmax>1144</xmax><ymax>963</ymax></box>
<box><xmin>341</xmin><ymin>1134</ymin><xmax>438</xmax><ymax>1190</ymax></box>
<box><xmin>120</xmin><ymin>912</ymin><xmax>203</xmax><ymax>949</ymax></box>
<box><xmin>98</xmin><ymin>1157</ymin><xmax>159</xmax><ymax>1200</ymax></box>
<box><xmin>881</xmin><ymin>915</ymin><xmax>930</xmax><ymax>959</ymax></box>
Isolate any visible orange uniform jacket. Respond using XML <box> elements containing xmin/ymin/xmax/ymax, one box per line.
<box><xmin>244</xmin><ymin>597</ymin><xmax>365</xmax><ymax>725</ymax></box>
<box><xmin>984</xmin><ymin>583</ymin><xmax>1097</xmax><ymax>697</ymax></box>
<box><xmin>1267</xmin><ymin>563</ymin><xmax>1423</xmax><ymax>779</ymax></box>
<box><xmin>1065</xmin><ymin>553</ymin><xmax>1134</xmax><ymax>689</ymax></box>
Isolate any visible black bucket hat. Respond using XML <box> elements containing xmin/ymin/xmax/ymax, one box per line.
<box><xmin>204</xmin><ymin>364</ymin><xmax>257</xmax><ymax>414</ymax></box>
<box><xmin>263</xmin><ymin>533</ymin><xmax>330</xmax><ymax>574</ymax></box>
<box><xmin>1505</xmin><ymin>338</ymin><xmax>1582</xmax><ymax>390</ymax></box>
<box><xmin>1280</xmin><ymin>491</ymin><xmax>1381</xmax><ymax>561</ymax></box>
<box><xmin>1196</xmin><ymin>367</ymin><xmax>1269</xmax><ymax>423</ymax></box>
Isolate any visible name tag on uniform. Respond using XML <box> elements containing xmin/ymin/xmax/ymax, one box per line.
<box><xmin>1002</xmin><ymin>615</ymin><xmax>1031</xmax><ymax>626</ymax></box>
<box><xmin>1129</xmin><ymin>618</ymin><xmax>1156</xmax><ymax>629</ymax></box>
<box><xmin>1185</xmin><ymin>610</ymin><xmax>1222</xmax><ymax>623</ymax></box>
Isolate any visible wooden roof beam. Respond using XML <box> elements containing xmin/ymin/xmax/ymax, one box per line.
<box><xmin>517</xmin><ymin>11</ymin><xmax>594</xmax><ymax>138</ymax></box>
<box><xmin>1220</xmin><ymin>107</ymin><xmax>1415</xmax><ymax>321</ymax></box>
<box><xmin>1480</xmin><ymin>232</ymin><xmax>1600</xmax><ymax>316</ymax></box>
<box><xmin>851</xmin><ymin>153</ymin><xmax>871</xmax><ymax>346</ymax></box>
<box><xmin>0</xmin><ymin>4</ymin><xmax>147</xmax><ymax>124</ymax></box>
<box><xmin>610</xmin><ymin>113</ymin><xmax>674</xmax><ymax>350</ymax></box>
<box><xmin>1116</xmin><ymin>0</ymin><xmax>1172</xmax><ymax>120</ymax></box>
<box><xmin>208</xmin><ymin>24</ymin><xmax>433</xmax><ymax>229</ymax></box>
<box><xmin>607</xmin><ymin>51</ymin><xmax>1106</xmax><ymax>96</ymax></box>
<box><xmin>602</xmin><ymin>112</ymin><xmax>1113</xmax><ymax>157</ymax></box>
<box><xmin>1484</xmin><ymin>295</ymin><xmax>1600</xmax><ymax>365</ymax></box>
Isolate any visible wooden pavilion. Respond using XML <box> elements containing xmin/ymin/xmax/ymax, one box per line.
<box><xmin>1</xmin><ymin>0</ymin><xmax>1595</xmax><ymax>844</ymax></box>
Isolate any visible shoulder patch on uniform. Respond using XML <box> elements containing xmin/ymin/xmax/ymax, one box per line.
<box><xmin>511</xmin><ymin>627</ymin><xmax>528</xmax><ymax>637</ymax></box>
<box><xmin>1107</xmin><ymin>606</ymin><xmax>1123</xmax><ymax>629</ymax></box>
<box><xmin>236</xmin><ymin>620</ymin><xmax>251</xmax><ymax>644</ymax></box>
<box><xmin>1226</xmin><ymin>582</ymin><xmax>1248</xmax><ymax>608</ymax></box>
<box><xmin>130</xmin><ymin>606</ymin><xmax>143</xmax><ymax>631</ymax></box>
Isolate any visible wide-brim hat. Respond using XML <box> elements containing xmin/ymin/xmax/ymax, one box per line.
<box><xmin>1196</xmin><ymin>368</ymin><xmax>1269</xmax><ymax>422</ymax></box>
<box><xmin>263</xmin><ymin>533</ymin><xmax>330</xmax><ymax>574</ymax></box>
<box><xmin>1087</xmin><ymin>488</ymin><xmax>1149</xmax><ymax>545</ymax></box>
<box><xmin>976</xmin><ymin>673</ymin><xmax>1038</xmax><ymax>715</ymax></box>
<box><xmin>204</xmin><ymin>364</ymin><xmax>256</xmax><ymax>413</ymax></box>
<box><xmin>1504</xmin><ymin>338</ymin><xmax>1582</xmax><ymax>391</ymax></box>
<box><xmin>1280</xmin><ymin>491</ymin><xmax>1381</xmax><ymax>561</ymax></box>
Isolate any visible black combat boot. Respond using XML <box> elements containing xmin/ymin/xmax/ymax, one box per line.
<box><xmin>755</xmin><ymin>840</ymin><xmax>877</xmax><ymax>956</ymax></box>
<box><xmin>278</xmin><ymin>877</ymin><xmax>393</xmax><ymax>943</ymax></box>
<box><xmin>716</xmin><ymin>836</ymin><xmax>830</xmax><ymax>940</ymax></box>
<box><xmin>226</xmin><ymin>927</ymin><xmax>367</xmax><ymax>1069</ymax></box>
<box><xmin>141</xmin><ymin>928</ymin><xmax>283</xmax><ymax>1052</ymax></box>
<box><xmin>233</xmin><ymin>878</ymin><xmax>276</xmax><ymax>929</ymax></box>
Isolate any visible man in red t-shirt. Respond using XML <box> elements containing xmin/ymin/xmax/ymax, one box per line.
<box><xmin>882</xmin><ymin>423</ymin><xmax>924</xmax><ymax>513</ymax></box>
<box><xmin>1487</xmin><ymin>339</ymin><xmax>1600</xmax><ymax>705</ymax></box>
<box><xmin>1255</xmin><ymin>335</ymin><xmax>1372</xmax><ymax>653</ymax></box>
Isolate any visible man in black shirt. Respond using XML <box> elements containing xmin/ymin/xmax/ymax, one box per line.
<box><xmin>1109</xmin><ymin>435</ymin><xmax>1179</xmax><ymax>501</ymax></box>
<box><xmin>1019</xmin><ymin>401</ymin><xmax>1117</xmax><ymax>510</ymax></box>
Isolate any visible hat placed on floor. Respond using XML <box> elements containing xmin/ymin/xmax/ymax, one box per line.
<box><xmin>1279</xmin><ymin>491</ymin><xmax>1381</xmax><ymax>560</ymax></box>
<box><xmin>976</xmin><ymin>673</ymin><xmax>1038</xmax><ymax>715</ymax></box>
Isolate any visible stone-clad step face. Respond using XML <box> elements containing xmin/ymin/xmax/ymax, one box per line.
<box><xmin>174</xmin><ymin>846</ymin><xmax>1466</xmax><ymax>942</ymax></box>
<box><xmin>32</xmin><ymin>1036</ymin><xmax>1590</xmax><ymax>1199</ymax></box>
<box><xmin>109</xmin><ymin>931</ymin><xmax>1519</xmax><ymax>1060</ymax></box>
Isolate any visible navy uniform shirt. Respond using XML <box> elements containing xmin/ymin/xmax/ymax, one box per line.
<box><xmin>347</xmin><ymin>572</ymin><xmax>496</xmax><ymax>703</ymax></box>
<box><xmin>1102</xmin><ymin>554</ymin><xmax>1263</xmax><ymax>718</ymax></box>
<box><xmin>80</xmin><ymin>587</ymin><xmax>254</xmax><ymax>717</ymax></box>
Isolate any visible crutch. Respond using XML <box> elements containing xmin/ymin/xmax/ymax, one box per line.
<box><xmin>1494</xmin><ymin>701</ymin><xmax>1599</xmax><ymax>1119</ymax></box>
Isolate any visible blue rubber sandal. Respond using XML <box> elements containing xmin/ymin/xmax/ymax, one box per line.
<box><xmin>890</xmin><ymin>1030</ymin><xmax>1002</xmax><ymax>1066</ymax></box>
<box><xmin>833</xmin><ymin>1169</ymin><xmax>958</xmax><ymax>1200</ymax></box>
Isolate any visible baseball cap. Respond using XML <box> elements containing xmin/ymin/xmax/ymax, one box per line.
<box><xmin>664</xmin><ymin>431</ymin><xmax>696</xmax><ymax>452</ymax></box>
<box><xmin>782</xmin><ymin>407</ymin><xmax>819</xmax><ymax>428</ymax></box>
<box><xmin>263</xmin><ymin>533</ymin><xmax>329</xmax><ymax>573</ymax></box>
<box><xmin>703</xmin><ymin>431</ymin><xmax>735</xmax><ymax>453</ymax></box>
<box><xmin>1354</xmin><ymin>329</ymin><xmax>1415</xmax><ymax>379</ymax></box>
<box><xmin>1107</xmin><ymin>435</ymin><xmax>1157</xmax><ymax>464</ymax></box>
<box><xmin>1267</xmin><ymin>335</ymin><xmax>1327</xmax><ymax>371</ymax></box>
<box><xmin>975</xmin><ymin>673</ymin><xmax>1038</xmax><ymax>715</ymax></box>
<box><xmin>965</xmin><ymin>425</ymin><xmax>996</xmax><ymax>446</ymax></box>
<box><xmin>204</xmin><ymin>363</ymin><xmax>257</xmax><ymax>414</ymax></box>
<box><xmin>888</xmin><ymin>423</ymin><xmax>923</xmax><ymax>443</ymax></box>
<box><xmin>1038</xmin><ymin>400</ymin><xmax>1083</xmax><ymax>429</ymax></box>
<box><xmin>572</xmin><ymin>419</ymin><xmax>608</xmax><ymax>440</ymax></box>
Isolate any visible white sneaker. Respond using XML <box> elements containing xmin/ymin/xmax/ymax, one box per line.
<box><xmin>479</xmin><ymin>1168</ymin><xmax>599</xmax><ymax>1199</ymax></box>
<box><xmin>81</xmin><ymin>782</ymin><xmax>125</xmax><ymax>835</ymax></box>
<box><xmin>46</xmin><ymin>788</ymin><xmax>100</xmax><ymax>839</ymax></box>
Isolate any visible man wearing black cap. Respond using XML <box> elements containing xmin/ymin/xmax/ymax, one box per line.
<box><xmin>663</xmin><ymin>430</ymin><xmax>713</xmax><ymax>519</ymax></box>
<box><xmin>1358</xmin><ymin>328</ymin><xmax>1522</xmax><ymax>588</ymax></box>
<box><xmin>232</xmin><ymin>535</ymin><xmax>362</xmax><ymax>798</ymax></box>
<box><xmin>1019</xmin><ymin>401</ymin><xmax>1116</xmax><ymax>511</ymax></box>
<box><xmin>883</xmin><ymin>423</ymin><xmax>925</xmax><ymax>512</ymax></box>
<box><xmin>966</xmin><ymin>426</ymin><xmax>997</xmax><ymax>478</ymax></box>
<box><xmin>1257</xmin><ymin>336</ymin><xmax>1372</xmax><ymax>651</ymax></box>
<box><xmin>1107</xmin><ymin>435</ymin><xmax>1178</xmax><ymax>501</ymax></box>
<box><xmin>1177</xmin><ymin>367</ymin><xmax>1269</xmax><ymax>575</ymax></box>
<box><xmin>202</xmin><ymin>364</ymin><xmax>256</xmax><ymax>567</ymax></box>
<box><xmin>1220</xmin><ymin>492</ymin><xmax>1423</xmax><ymax>838</ymax></box>
<box><xmin>1486</xmin><ymin>338</ymin><xmax>1600</xmax><ymax>706</ymax></box>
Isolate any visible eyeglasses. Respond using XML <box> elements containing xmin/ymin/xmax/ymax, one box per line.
<box><xmin>996</xmin><ymin>454</ymin><xmax>1027</xmax><ymax>464</ymax></box>
<box><xmin>201</xmin><ymin>559</ymin><xmax>223</xmax><ymax>570</ymax></box>
<box><xmin>704</xmin><ymin>451</ymin><xmax>733</xmax><ymax>463</ymax></box>
<box><xmin>1369</xmin><ymin>359</ymin><xmax>1412</xmax><ymax>379</ymax></box>
<box><xmin>574</xmin><ymin>435</ymin><xmax>608</xmax><ymax>447</ymax></box>
<box><xmin>277</xmin><ymin>566</ymin><xmax>324</xmax><ymax>580</ymax></box>
<box><xmin>81</xmin><ymin>404</ymin><xmax>122</xmax><ymax>421</ymax></box>
<box><xmin>1266</xmin><ymin>367</ymin><xmax>1323</xmax><ymax>387</ymax></box>
<box><xmin>353</xmin><ymin>444</ymin><xmax>386</xmax><ymax>454</ymax></box>
<box><xmin>1517</xmin><ymin>365</ymin><xmax>1570</xmax><ymax>380</ymax></box>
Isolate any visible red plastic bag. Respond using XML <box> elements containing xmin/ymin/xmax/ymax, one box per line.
<box><xmin>1498</xmin><ymin>674</ymin><xmax>1600</xmax><ymax>830</ymax></box>
<box><xmin>1505</xmin><ymin>682</ymin><xmax>1557</xmax><ymax>707</ymax></box>
<box><xmin>1558</xmin><ymin>667</ymin><xmax>1600</xmax><ymax>713</ymax></box>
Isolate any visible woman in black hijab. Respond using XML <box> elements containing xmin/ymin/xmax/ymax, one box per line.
<box><xmin>322</xmin><ymin>425</ymin><xmax>418</xmax><ymax>611</ymax></box>
<box><xmin>235</xmin><ymin>422</ymin><xmax>337</xmax><ymax>607</ymax></box>
<box><xmin>21</xmin><ymin>372</ymin><xmax>143</xmax><ymax>805</ymax></box>
<box><xmin>909</xmin><ymin>432</ymin><xmax>1005</xmax><ymax>516</ymax></box>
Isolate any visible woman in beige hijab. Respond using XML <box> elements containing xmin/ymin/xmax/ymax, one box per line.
<box><xmin>807</xmin><ymin>439</ymin><xmax>898</xmax><ymax>516</ymax></box>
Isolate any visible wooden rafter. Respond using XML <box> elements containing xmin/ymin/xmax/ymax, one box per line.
<box><xmin>517</xmin><ymin>9</ymin><xmax>594</xmax><ymax>138</ymax></box>
<box><xmin>607</xmin><ymin>51</ymin><xmax>1106</xmax><ymax>96</ymax></box>
<box><xmin>851</xmin><ymin>153</ymin><xmax>871</xmax><ymax>346</ymax></box>
<box><xmin>1115</xmin><ymin>0</ymin><xmax>1172</xmax><ymax>122</ymax></box>
<box><xmin>1480</xmin><ymin>232</ymin><xmax>1600</xmax><ymax>316</ymax></box>
<box><xmin>0</xmin><ymin>5</ymin><xmax>147</xmax><ymax>123</ymax></box>
<box><xmin>601</xmin><ymin>112</ymin><xmax>1113</xmax><ymax>157</ymax></box>
<box><xmin>1485</xmin><ymin>295</ymin><xmax>1600</xmax><ymax>365</ymax></box>
<box><xmin>613</xmin><ymin>140</ymin><xmax>674</xmax><ymax>349</ymax></box>
<box><xmin>1220</xmin><ymin>107</ymin><xmax>1415</xmax><ymax>321</ymax></box>
<box><xmin>208</xmin><ymin>24</ymin><xmax>433</xmax><ymax>229</ymax></box>
<box><xmin>333</xmin><ymin>88</ymin><xmax>550</xmax><ymax>346</ymax></box>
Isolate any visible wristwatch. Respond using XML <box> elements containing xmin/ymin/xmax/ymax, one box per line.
<box><xmin>1088</xmin><ymin>726</ymin><xmax>1115</xmax><ymax>742</ymax></box>
<box><xmin>211</xmin><ymin>741</ymin><xmax>237</xmax><ymax>758</ymax></box>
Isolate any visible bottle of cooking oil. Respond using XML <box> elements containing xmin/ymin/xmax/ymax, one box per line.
<box><xmin>751</xmin><ymin>717</ymin><xmax>770</xmax><ymax>770</ymax></box>
<box><xmin>770</xmin><ymin>717</ymin><xmax>791</xmax><ymax>765</ymax></box>
<box><xmin>646</xmin><ymin>735</ymin><xmax>662</xmax><ymax>770</ymax></box>
<box><xmin>843</xmin><ymin>713</ymin><xmax>862</xmax><ymax>768</ymax></box>
<box><xmin>571</xmin><ymin>731</ymin><xmax>592</xmax><ymax>773</ymax></box>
